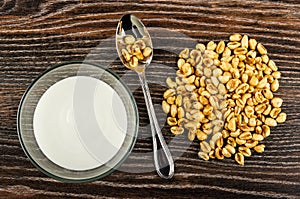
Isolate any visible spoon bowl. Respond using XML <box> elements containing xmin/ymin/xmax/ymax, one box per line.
<box><xmin>116</xmin><ymin>14</ymin><xmax>174</xmax><ymax>179</ymax></box>
<box><xmin>116</xmin><ymin>14</ymin><xmax>153</xmax><ymax>73</ymax></box>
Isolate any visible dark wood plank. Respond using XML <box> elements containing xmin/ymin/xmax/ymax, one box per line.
<box><xmin>0</xmin><ymin>0</ymin><xmax>300</xmax><ymax>198</ymax></box>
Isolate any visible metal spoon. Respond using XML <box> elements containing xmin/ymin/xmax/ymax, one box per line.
<box><xmin>116</xmin><ymin>14</ymin><xmax>174</xmax><ymax>179</ymax></box>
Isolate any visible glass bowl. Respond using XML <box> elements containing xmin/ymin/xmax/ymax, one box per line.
<box><xmin>17</xmin><ymin>61</ymin><xmax>138</xmax><ymax>183</ymax></box>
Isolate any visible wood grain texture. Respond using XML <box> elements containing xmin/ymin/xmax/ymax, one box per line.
<box><xmin>0</xmin><ymin>0</ymin><xmax>300</xmax><ymax>198</ymax></box>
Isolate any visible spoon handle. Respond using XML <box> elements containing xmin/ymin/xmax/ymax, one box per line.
<box><xmin>138</xmin><ymin>71</ymin><xmax>174</xmax><ymax>179</ymax></box>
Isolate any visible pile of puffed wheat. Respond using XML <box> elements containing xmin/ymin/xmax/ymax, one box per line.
<box><xmin>162</xmin><ymin>33</ymin><xmax>287</xmax><ymax>165</ymax></box>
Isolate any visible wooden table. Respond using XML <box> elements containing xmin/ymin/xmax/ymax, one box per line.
<box><xmin>1</xmin><ymin>0</ymin><xmax>299</xmax><ymax>198</ymax></box>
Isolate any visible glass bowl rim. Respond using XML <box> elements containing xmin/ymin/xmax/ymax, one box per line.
<box><xmin>17</xmin><ymin>61</ymin><xmax>139</xmax><ymax>183</ymax></box>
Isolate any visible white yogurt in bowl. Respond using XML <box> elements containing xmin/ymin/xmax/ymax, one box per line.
<box><xmin>17</xmin><ymin>62</ymin><xmax>138</xmax><ymax>182</ymax></box>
